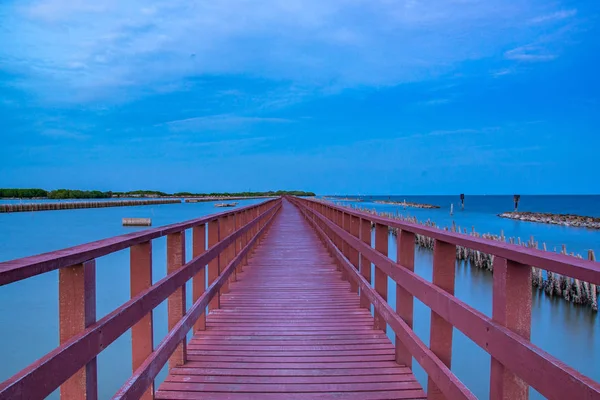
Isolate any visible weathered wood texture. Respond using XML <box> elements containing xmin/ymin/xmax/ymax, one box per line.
<box><xmin>156</xmin><ymin>201</ymin><xmax>425</xmax><ymax>400</ymax></box>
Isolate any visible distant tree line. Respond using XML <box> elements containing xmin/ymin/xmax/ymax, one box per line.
<box><xmin>47</xmin><ymin>189</ymin><xmax>112</xmax><ymax>199</ymax></box>
<box><xmin>0</xmin><ymin>188</ymin><xmax>48</xmax><ymax>198</ymax></box>
<box><xmin>112</xmin><ymin>190</ymin><xmax>169</xmax><ymax>197</ymax></box>
<box><xmin>1</xmin><ymin>188</ymin><xmax>316</xmax><ymax>199</ymax></box>
<box><xmin>173</xmin><ymin>190</ymin><xmax>316</xmax><ymax>197</ymax></box>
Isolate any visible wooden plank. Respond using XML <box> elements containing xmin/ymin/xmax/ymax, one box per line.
<box><xmin>156</xmin><ymin>200</ymin><xmax>425</xmax><ymax>400</ymax></box>
<box><xmin>192</xmin><ymin>224</ymin><xmax>206</xmax><ymax>332</ymax></box>
<box><xmin>0</xmin><ymin>201</ymin><xmax>281</xmax><ymax>400</ymax></box>
<box><xmin>59</xmin><ymin>259</ymin><xmax>97</xmax><ymax>400</ymax></box>
<box><xmin>490</xmin><ymin>257</ymin><xmax>532</xmax><ymax>400</ymax></box>
<box><xmin>167</xmin><ymin>231</ymin><xmax>187</xmax><ymax>369</ymax></box>
<box><xmin>130</xmin><ymin>242</ymin><xmax>154</xmax><ymax>400</ymax></box>
<box><xmin>0</xmin><ymin>199</ymin><xmax>279</xmax><ymax>285</ymax></box>
<box><xmin>156</xmin><ymin>390</ymin><xmax>426</xmax><ymax>400</ymax></box>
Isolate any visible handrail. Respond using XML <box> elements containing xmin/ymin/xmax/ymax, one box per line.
<box><xmin>304</xmin><ymin>198</ymin><xmax>600</xmax><ymax>285</ymax></box>
<box><xmin>293</xmin><ymin>200</ymin><xmax>476</xmax><ymax>400</ymax></box>
<box><xmin>289</xmin><ymin>196</ymin><xmax>600</xmax><ymax>400</ymax></box>
<box><xmin>0</xmin><ymin>198</ymin><xmax>279</xmax><ymax>285</ymax></box>
<box><xmin>0</xmin><ymin>198</ymin><xmax>282</xmax><ymax>399</ymax></box>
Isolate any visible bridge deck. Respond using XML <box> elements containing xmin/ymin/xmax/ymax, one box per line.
<box><xmin>156</xmin><ymin>201</ymin><xmax>425</xmax><ymax>399</ymax></box>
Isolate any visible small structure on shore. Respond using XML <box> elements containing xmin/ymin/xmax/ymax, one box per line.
<box><xmin>214</xmin><ymin>202</ymin><xmax>238</xmax><ymax>208</ymax></box>
<box><xmin>122</xmin><ymin>218</ymin><xmax>152</xmax><ymax>226</ymax></box>
<box><xmin>514</xmin><ymin>194</ymin><xmax>521</xmax><ymax>211</ymax></box>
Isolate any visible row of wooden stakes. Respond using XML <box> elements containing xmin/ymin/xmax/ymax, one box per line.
<box><xmin>346</xmin><ymin>204</ymin><xmax>599</xmax><ymax>312</ymax></box>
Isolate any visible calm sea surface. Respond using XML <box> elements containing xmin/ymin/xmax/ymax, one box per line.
<box><xmin>0</xmin><ymin>195</ymin><xmax>598</xmax><ymax>398</ymax></box>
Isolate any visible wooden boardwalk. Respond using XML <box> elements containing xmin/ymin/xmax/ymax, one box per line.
<box><xmin>156</xmin><ymin>201</ymin><xmax>425</xmax><ymax>399</ymax></box>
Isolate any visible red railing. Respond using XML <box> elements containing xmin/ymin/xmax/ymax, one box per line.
<box><xmin>289</xmin><ymin>196</ymin><xmax>600</xmax><ymax>400</ymax></box>
<box><xmin>0</xmin><ymin>198</ymin><xmax>282</xmax><ymax>400</ymax></box>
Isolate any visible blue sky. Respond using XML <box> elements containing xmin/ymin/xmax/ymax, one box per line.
<box><xmin>1</xmin><ymin>0</ymin><xmax>599</xmax><ymax>195</ymax></box>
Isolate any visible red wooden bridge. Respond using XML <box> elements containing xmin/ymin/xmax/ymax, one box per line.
<box><xmin>1</xmin><ymin>197</ymin><xmax>599</xmax><ymax>399</ymax></box>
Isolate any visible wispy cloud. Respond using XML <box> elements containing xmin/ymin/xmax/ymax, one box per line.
<box><xmin>417</xmin><ymin>98</ymin><xmax>451</xmax><ymax>106</ymax></box>
<box><xmin>504</xmin><ymin>45</ymin><xmax>557</xmax><ymax>62</ymax></box>
<box><xmin>162</xmin><ymin>114</ymin><xmax>292</xmax><ymax>131</ymax></box>
<box><xmin>0</xmin><ymin>0</ymin><xmax>582</xmax><ymax>104</ymax></box>
<box><xmin>491</xmin><ymin>68</ymin><xmax>514</xmax><ymax>78</ymax></box>
<box><xmin>41</xmin><ymin>129</ymin><xmax>89</xmax><ymax>140</ymax></box>
<box><xmin>530</xmin><ymin>9</ymin><xmax>577</xmax><ymax>24</ymax></box>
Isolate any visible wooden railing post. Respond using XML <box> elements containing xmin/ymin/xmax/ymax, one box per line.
<box><xmin>396</xmin><ymin>230</ymin><xmax>415</xmax><ymax>368</ymax></box>
<box><xmin>341</xmin><ymin>212</ymin><xmax>351</xmax><ymax>283</ymax></box>
<box><xmin>130</xmin><ymin>242</ymin><xmax>154</xmax><ymax>400</ymax></box>
<box><xmin>428</xmin><ymin>239</ymin><xmax>457</xmax><ymax>400</ymax></box>
<box><xmin>348</xmin><ymin>215</ymin><xmax>360</xmax><ymax>293</ymax></box>
<box><xmin>374</xmin><ymin>223</ymin><xmax>388</xmax><ymax>331</ymax></box>
<box><xmin>167</xmin><ymin>231</ymin><xmax>186</xmax><ymax>369</ymax></box>
<box><xmin>59</xmin><ymin>259</ymin><xmax>97</xmax><ymax>400</ymax></box>
<box><xmin>359</xmin><ymin>218</ymin><xmax>372</xmax><ymax>309</ymax></box>
<box><xmin>490</xmin><ymin>257</ymin><xmax>532</xmax><ymax>400</ymax></box>
<box><xmin>192</xmin><ymin>225</ymin><xmax>206</xmax><ymax>332</ymax></box>
<box><xmin>208</xmin><ymin>219</ymin><xmax>220</xmax><ymax>311</ymax></box>
<box><xmin>220</xmin><ymin>216</ymin><xmax>230</xmax><ymax>293</ymax></box>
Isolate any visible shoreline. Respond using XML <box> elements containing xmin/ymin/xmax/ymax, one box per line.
<box><xmin>499</xmin><ymin>211</ymin><xmax>600</xmax><ymax>229</ymax></box>
<box><xmin>346</xmin><ymin>203</ymin><xmax>599</xmax><ymax>311</ymax></box>
<box><xmin>373</xmin><ymin>200</ymin><xmax>440</xmax><ymax>209</ymax></box>
<box><xmin>0</xmin><ymin>199</ymin><xmax>181</xmax><ymax>213</ymax></box>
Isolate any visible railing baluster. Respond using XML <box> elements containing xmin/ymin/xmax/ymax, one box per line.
<box><xmin>428</xmin><ymin>239</ymin><xmax>457</xmax><ymax>400</ymax></box>
<box><xmin>359</xmin><ymin>218</ymin><xmax>372</xmax><ymax>309</ymax></box>
<box><xmin>220</xmin><ymin>216</ymin><xmax>230</xmax><ymax>294</ymax></box>
<box><xmin>348</xmin><ymin>215</ymin><xmax>360</xmax><ymax>293</ymax></box>
<box><xmin>374</xmin><ymin>223</ymin><xmax>388</xmax><ymax>331</ymax></box>
<box><xmin>130</xmin><ymin>242</ymin><xmax>154</xmax><ymax>400</ymax></box>
<box><xmin>59</xmin><ymin>259</ymin><xmax>97</xmax><ymax>400</ymax></box>
<box><xmin>192</xmin><ymin>225</ymin><xmax>206</xmax><ymax>332</ymax></box>
<box><xmin>396</xmin><ymin>230</ymin><xmax>415</xmax><ymax>368</ymax></box>
<box><xmin>341</xmin><ymin>212</ymin><xmax>351</xmax><ymax>284</ymax></box>
<box><xmin>208</xmin><ymin>219</ymin><xmax>220</xmax><ymax>311</ymax></box>
<box><xmin>490</xmin><ymin>257</ymin><xmax>532</xmax><ymax>400</ymax></box>
<box><xmin>167</xmin><ymin>231</ymin><xmax>186</xmax><ymax>369</ymax></box>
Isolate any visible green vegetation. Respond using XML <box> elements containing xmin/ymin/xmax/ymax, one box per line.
<box><xmin>47</xmin><ymin>189</ymin><xmax>112</xmax><ymax>199</ymax></box>
<box><xmin>174</xmin><ymin>190</ymin><xmax>316</xmax><ymax>197</ymax></box>
<box><xmin>1</xmin><ymin>188</ymin><xmax>315</xmax><ymax>199</ymax></box>
<box><xmin>112</xmin><ymin>190</ymin><xmax>169</xmax><ymax>197</ymax></box>
<box><xmin>0</xmin><ymin>188</ymin><xmax>48</xmax><ymax>198</ymax></box>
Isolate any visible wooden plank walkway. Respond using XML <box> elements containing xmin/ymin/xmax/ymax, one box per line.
<box><xmin>156</xmin><ymin>200</ymin><xmax>425</xmax><ymax>399</ymax></box>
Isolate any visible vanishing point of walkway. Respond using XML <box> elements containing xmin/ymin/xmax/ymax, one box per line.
<box><xmin>156</xmin><ymin>201</ymin><xmax>425</xmax><ymax>399</ymax></box>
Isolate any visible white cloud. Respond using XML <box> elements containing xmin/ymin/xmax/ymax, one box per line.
<box><xmin>41</xmin><ymin>129</ymin><xmax>89</xmax><ymax>140</ymax></box>
<box><xmin>530</xmin><ymin>9</ymin><xmax>577</xmax><ymax>24</ymax></box>
<box><xmin>162</xmin><ymin>114</ymin><xmax>292</xmax><ymax>131</ymax></box>
<box><xmin>504</xmin><ymin>45</ymin><xmax>557</xmax><ymax>62</ymax></box>
<box><xmin>0</xmin><ymin>0</ymin><xmax>581</xmax><ymax>103</ymax></box>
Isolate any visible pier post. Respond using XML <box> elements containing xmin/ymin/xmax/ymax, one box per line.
<box><xmin>374</xmin><ymin>223</ymin><xmax>388</xmax><ymax>331</ymax></box>
<box><xmin>348</xmin><ymin>215</ymin><xmax>360</xmax><ymax>293</ymax></box>
<box><xmin>396</xmin><ymin>230</ymin><xmax>415</xmax><ymax>368</ymax></box>
<box><xmin>192</xmin><ymin>224</ymin><xmax>206</xmax><ymax>332</ymax></box>
<box><xmin>359</xmin><ymin>218</ymin><xmax>372</xmax><ymax>309</ymax></box>
<box><xmin>427</xmin><ymin>240</ymin><xmax>456</xmax><ymax>400</ymax></box>
<box><xmin>130</xmin><ymin>242</ymin><xmax>154</xmax><ymax>400</ymax></box>
<box><xmin>59</xmin><ymin>259</ymin><xmax>97</xmax><ymax>400</ymax></box>
<box><xmin>207</xmin><ymin>219</ymin><xmax>220</xmax><ymax>311</ymax></box>
<box><xmin>490</xmin><ymin>257</ymin><xmax>531</xmax><ymax>400</ymax></box>
<box><xmin>167</xmin><ymin>231</ymin><xmax>187</xmax><ymax>369</ymax></box>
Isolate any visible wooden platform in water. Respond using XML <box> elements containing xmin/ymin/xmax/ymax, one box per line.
<box><xmin>156</xmin><ymin>202</ymin><xmax>425</xmax><ymax>399</ymax></box>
